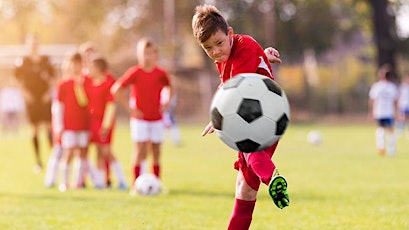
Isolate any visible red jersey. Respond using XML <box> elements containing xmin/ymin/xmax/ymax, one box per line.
<box><xmin>85</xmin><ymin>74</ymin><xmax>115</xmax><ymax>122</ymax></box>
<box><xmin>115</xmin><ymin>66</ymin><xmax>171</xmax><ymax>121</ymax></box>
<box><xmin>56</xmin><ymin>77</ymin><xmax>89</xmax><ymax>130</ymax></box>
<box><xmin>216</xmin><ymin>34</ymin><xmax>274</xmax><ymax>84</ymax></box>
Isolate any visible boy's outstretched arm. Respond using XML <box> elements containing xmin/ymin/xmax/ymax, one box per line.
<box><xmin>264</xmin><ymin>47</ymin><xmax>282</xmax><ymax>64</ymax></box>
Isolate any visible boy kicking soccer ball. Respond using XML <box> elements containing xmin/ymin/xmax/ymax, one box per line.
<box><xmin>192</xmin><ymin>4</ymin><xmax>289</xmax><ymax>230</ymax></box>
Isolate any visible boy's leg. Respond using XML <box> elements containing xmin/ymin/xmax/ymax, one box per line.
<box><xmin>245</xmin><ymin>143</ymin><xmax>289</xmax><ymax>209</ymax></box>
<box><xmin>110</xmin><ymin>160</ymin><xmax>128</xmax><ymax>189</ymax></box>
<box><xmin>375</xmin><ymin>127</ymin><xmax>385</xmax><ymax>154</ymax></box>
<box><xmin>59</xmin><ymin>148</ymin><xmax>72</xmax><ymax>192</ymax></box>
<box><xmin>151</xmin><ymin>142</ymin><xmax>161</xmax><ymax>178</ymax></box>
<box><xmin>31</xmin><ymin>124</ymin><xmax>42</xmax><ymax>172</ymax></box>
<box><xmin>105</xmin><ymin>158</ymin><xmax>111</xmax><ymax>187</ymax></box>
<box><xmin>246</xmin><ymin>150</ymin><xmax>276</xmax><ymax>185</ymax></box>
<box><xmin>386</xmin><ymin>127</ymin><xmax>396</xmax><ymax>156</ymax></box>
<box><xmin>44</xmin><ymin>144</ymin><xmax>63</xmax><ymax>187</ymax></box>
<box><xmin>132</xmin><ymin>141</ymin><xmax>148</xmax><ymax>181</ymax></box>
<box><xmin>227</xmin><ymin>171</ymin><xmax>257</xmax><ymax>230</ymax></box>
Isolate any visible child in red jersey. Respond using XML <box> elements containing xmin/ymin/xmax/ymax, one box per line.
<box><xmin>192</xmin><ymin>5</ymin><xmax>289</xmax><ymax>230</ymax></box>
<box><xmin>79</xmin><ymin>42</ymin><xmax>114</xmax><ymax>187</ymax></box>
<box><xmin>55</xmin><ymin>52</ymin><xmax>102</xmax><ymax>191</ymax></box>
<box><xmin>111</xmin><ymin>37</ymin><xmax>172</xmax><ymax>189</ymax></box>
<box><xmin>85</xmin><ymin>56</ymin><xmax>128</xmax><ymax>190</ymax></box>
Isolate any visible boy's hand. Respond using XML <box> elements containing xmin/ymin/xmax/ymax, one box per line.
<box><xmin>160</xmin><ymin>102</ymin><xmax>170</xmax><ymax>114</ymax></box>
<box><xmin>264</xmin><ymin>47</ymin><xmax>282</xmax><ymax>64</ymax></box>
<box><xmin>201</xmin><ymin>121</ymin><xmax>215</xmax><ymax>137</ymax></box>
<box><xmin>131</xmin><ymin>108</ymin><xmax>144</xmax><ymax>119</ymax></box>
<box><xmin>99</xmin><ymin>128</ymin><xmax>109</xmax><ymax>140</ymax></box>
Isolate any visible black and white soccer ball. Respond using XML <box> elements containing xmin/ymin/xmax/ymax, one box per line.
<box><xmin>134</xmin><ymin>173</ymin><xmax>162</xmax><ymax>196</ymax></box>
<box><xmin>210</xmin><ymin>73</ymin><xmax>290</xmax><ymax>152</ymax></box>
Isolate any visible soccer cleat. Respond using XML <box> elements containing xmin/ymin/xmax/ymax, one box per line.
<box><xmin>268</xmin><ymin>174</ymin><xmax>290</xmax><ymax>209</ymax></box>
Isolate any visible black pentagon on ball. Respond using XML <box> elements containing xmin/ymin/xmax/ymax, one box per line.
<box><xmin>222</xmin><ymin>75</ymin><xmax>245</xmax><ymax>90</ymax></box>
<box><xmin>237</xmin><ymin>99</ymin><xmax>262</xmax><ymax>123</ymax></box>
<box><xmin>211</xmin><ymin>107</ymin><xmax>223</xmax><ymax>130</ymax></box>
<box><xmin>263</xmin><ymin>78</ymin><xmax>282</xmax><ymax>96</ymax></box>
<box><xmin>236</xmin><ymin>139</ymin><xmax>260</xmax><ymax>152</ymax></box>
<box><xmin>276</xmin><ymin>114</ymin><xmax>289</xmax><ymax>135</ymax></box>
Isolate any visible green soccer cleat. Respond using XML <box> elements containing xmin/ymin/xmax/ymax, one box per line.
<box><xmin>268</xmin><ymin>175</ymin><xmax>290</xmax><ymax>209</ymax></box>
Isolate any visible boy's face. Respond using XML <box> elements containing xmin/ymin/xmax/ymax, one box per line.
<box><xmin>200</xmin><ymin>27</ymin><xmax>233</xmax><ymax>63</ymax></box>
<box><xmin>88</xmin><ymin>63</ymin><xmax>99</xmax><ymax>78</ymax></box>
<box><xmin>68</xmin><ymin>61</ymin><xmax>82</xmax><ymax>76</ymax></box>
<box><xmin>137</xmin><ymin>46</ymin><xmax>157</xmax><ymax>67</ymax></box>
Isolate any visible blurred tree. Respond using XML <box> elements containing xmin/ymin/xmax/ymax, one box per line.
<box><xmin>367</xmin><ymin>0</ymin><xmax>398</xmax><ymax>81</ymax></box>
<box><xmin>0</xmin><ymin>0</ymin><xmax>40</xmax><ymax>42</ymax></box>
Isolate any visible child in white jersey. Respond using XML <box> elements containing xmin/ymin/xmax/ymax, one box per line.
<box><xmin>396</xmin><ymin>74</ymin><xmax>409</xmax><ymax>138</ymax></box>
<box><xmin>368</xmin><ymin>64</ymin><xmax>399</xmax><ymax>156</ymax></box>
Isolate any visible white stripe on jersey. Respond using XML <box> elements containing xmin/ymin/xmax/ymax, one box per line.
<box><xmin>258</xmin><ymin>56</ymin><xmax>272</xmax><ymax>77</ymax></box>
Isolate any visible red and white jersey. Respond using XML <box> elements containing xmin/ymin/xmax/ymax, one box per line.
<box><xmin>216</xmin><ymin>34</ymin><xmax>274</xmax><ymax>84</ymax></box>
<box><xmin>115</xmin><ymin>66</ymin><xmax>171</xmax><ymax>121</ymax></box>
<box><xmin>85</xmin><ymin>74</ymin><xmax>115</xmax><ymax>122</ymax></box>
<box><xmin>56</xmin><ymin>77</ymin><xmax>89</xmax><ymax>130</ymax></box>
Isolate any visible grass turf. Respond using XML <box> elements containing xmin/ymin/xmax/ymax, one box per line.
<box><xmin>0</xmin><ymin>122</ymin><xmax>408</xmax><ymax>229</ymax></box>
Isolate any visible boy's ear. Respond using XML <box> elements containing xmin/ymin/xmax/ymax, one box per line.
<box><xmin>228</xmin><ymin>27</ymin><xmax>234</xmax><ymax>36</ymax></box>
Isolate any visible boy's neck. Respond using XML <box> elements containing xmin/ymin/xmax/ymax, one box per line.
<box><xmin>92</xmin><ymin>73</ymin><xmax>106</xmax><ymax>84</ymax></box>
<box><xmin>72</xmin><ymin>73</ymin><xmax>83</xmax><ymax>81</ymax></box>
<box><xmin>141</xmin><ymin>64</ymin><xmax>155</xmax><ymax>72</ymax></box>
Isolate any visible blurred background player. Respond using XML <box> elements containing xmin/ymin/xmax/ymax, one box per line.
<box><xmin>85</xmin><ymin>56</ymin><xmax>128</xmax><ymax>190</ymax></box>
<box><xmin>79</xmin><ymin>42</ymin><xmax>114</xmax><ymax>187</ymax></box>
<box><xmin>0</xmin><ymin>77</ymin><xmax>25</xmax><ymax>137</ymax></box>
<box><xmin>368</xmin><ymin>64</ymin><xmax>399</xmax><ymax>156</ymax></box>
<box><xmin>192</xmin><ymin>5</ymin><xmax>288</xmax><ymax>230</ymax></box>
<box><xmin>111</xmin><ymin>37</ymin><xmax>172</xmax><ymax>190</ymax></box>
<box><xmin>55</xmin><ymin>52</ymin><xmax>103</xmax><ymax>192</ymax></box>
<box><xmin>396</xmin><ymin>74</ymin><xmax>409</xmax><ymax>138</ymax></box>
<box><xmin>14</xmin><ymin>34</ymin><xmax>55</xmax><ymax>173</ymax></box>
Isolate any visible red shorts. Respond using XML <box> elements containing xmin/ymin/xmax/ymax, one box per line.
<box><xmin>234</xmin><ymin>142</ymin><xmax>278</xmax><ymax>191</ymax></box>
<box><xmin>89</xmin><ymin>119</ymin><xmax>113</xmax><ymax>144</ymax></box>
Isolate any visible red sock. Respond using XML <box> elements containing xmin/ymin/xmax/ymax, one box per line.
<box><xmin>133</xmin><ymin>165</ymin><xmax>141</xmax><ymax>182</ymax></box>
<box><xmin>153</xmin><ymin>164</ymin><xmax>160</xmax><ymax>178</ymax></box>
<box><xmin>227</xmin><ymin>199</ymin><xmax>256</xmax><ymax>230</ymax></box>
<box><xmin>247</xmin><ymin>150</ymin><xmax>276</xmax><ymax>185</ymax></box>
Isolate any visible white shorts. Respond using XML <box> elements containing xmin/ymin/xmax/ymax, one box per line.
<box><xmin>130</xmin><ymin>118</ymin><xmax>165</xmax><ymax>143</ymax></box>
<box><xmin>61</xmin><ymin>130</ymin><xmax>89</xmax><ymax>149</ymax></box>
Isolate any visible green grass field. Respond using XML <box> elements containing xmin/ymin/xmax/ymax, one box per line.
<box><xmin>1</xmin><ymin>122</ymin><xmax>409</xmax><ymax>230</ymax></box>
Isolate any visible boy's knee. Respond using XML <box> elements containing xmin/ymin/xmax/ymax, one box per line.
<box><xmin>236</xmin><ymin>174</ymin><xmax>257</xmax><ymax>200</ymax></box>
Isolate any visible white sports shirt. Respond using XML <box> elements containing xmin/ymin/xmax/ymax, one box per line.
<box><xmin>398</xmin><ymin>83</ymin><xmax>409</xmax><ymax>111</ymax></box>
<box><xmin>369</xmin><ymin>80</ymin><xmax>399</xmax><ymax>119</ymax></box>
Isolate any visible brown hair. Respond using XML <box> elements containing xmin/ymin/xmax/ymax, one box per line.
<box><xmin>91</xmin><ymin>56</ymin><xmax>108</xmax><ymax>72</ymax></box>
<box><xmin>192</xmin><ymin>4</ymin><xmax>229</xmax><ymax>43</ymax></box>
<box><xmin>137</xmin><ymin>37</ymin><xmax>157</xmax><ymax>53</ymax></box>
<box><xmin>69</xmin><ymin>52</ymin><xmax>82</xmax><ymax>63</ymax></box>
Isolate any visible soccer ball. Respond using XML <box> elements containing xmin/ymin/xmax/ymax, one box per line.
<box><xmin>134</xmin><ymin>173</ymin><xmax>162</xmax><ymax>196</ymax></box>
<box><xmin>307</xmin><ymin>130</ymin><xmax>323</xmax><ymax>145</ymax></box>
<box><xmin>210</xmin><ymin>73</ymin><xmax>290</xmax><ymax>152</ymax></box>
